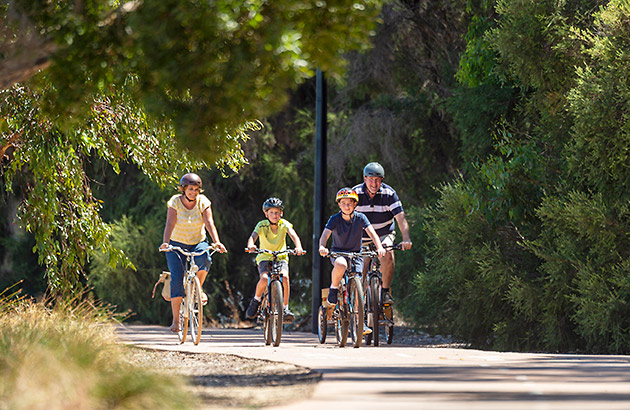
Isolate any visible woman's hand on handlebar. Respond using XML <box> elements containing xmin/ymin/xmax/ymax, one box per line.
<box><xmin>245</xmin><ymin>245</ymin><xmax>257</xmax><ymax>253</ymax></box>
<box><xmin>159</xmin><ymin>243</ymin><xmax>170</xmax><ymax>251</ymax></box>
<box><xmin>213</xmin><ymin>242</ymin><xmax>227</xmax><ymax>253</ymax></box>
<box><xmin>294</xmin><ymin>246</ymin><xmax>306</xmax><ymax>256</ymax></box>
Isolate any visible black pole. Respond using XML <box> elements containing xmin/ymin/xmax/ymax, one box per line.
<box><xmin>312</xmin><ymin>69</ymin><xmax>327</xmax><ymax>333</ymax></box>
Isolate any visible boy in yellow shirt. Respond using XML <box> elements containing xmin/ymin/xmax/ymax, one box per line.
<box><xmin>245</xmin><ymin>197</ymin><xmax>305</xmax><ymax>322</ymax></box>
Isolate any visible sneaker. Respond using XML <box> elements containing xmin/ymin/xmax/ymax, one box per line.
<box><xmin>283</xmin><ymin>307</ymin><xmax>295</xmax><ymax>323</ymax></box>
<box><xmin>363</xmin><ymin>323</ymin><xmax>373</xmax><ymax>335</ymax></box>
<box><xmin>327</xmin><ymin>288</ymin><xmax>339</xmax><ymax>305</ymax></box>
<box><xmin>382</xmin><ymin>290</ymin><xmax>395</xmax><ymax>305</ymax></box>
<box><xmin>246</xmin><ymin>298</ymin><xmax>261</xmax><ymax>319</ymax></box>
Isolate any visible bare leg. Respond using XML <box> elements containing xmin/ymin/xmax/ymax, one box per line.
<box><xmin>254</xmin><ymin>275</ymin><xmax>267</xmax><ymax>298</ymax></box>
<box><xmin>331</xmin><ymin>257</ymin><xmax>348</xmax><ymax>288</ymax></box>
<box><xmin>380</xmin><ymin>251</ymin><xmax>395</xmax><ymax>289</ymax></box>
<box><xmin>196</xmin><ymin>269</ymin><xmax>208</xmax><ymax>285</ymax></box>
<box><xmin>283</xmin><ymin>277</ymin><xmax>290</xmax><ymax>306</ymax></box>
<box><xmin>170</xmin><ymin>296</ymin><xmax>183</xmax><ymax>330</ymax></box>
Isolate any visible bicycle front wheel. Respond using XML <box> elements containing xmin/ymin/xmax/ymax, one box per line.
<box><xmin>189</xmin><ymin>276</ymin><xmax>204</xmax><ymax>345</ymax></box>
<box><xmin>369</xmin><ymin>275</ymin><xmax>381</xmax><ymax>347</ymax></box>
<box><xmin>261</xmin><ymin>293</ymin><xmax>272</xmax><ymax>345</ymax></box>
<box><xmin>317</xmin><ymin>305</ymin><xmax>327</xmax><ymax>344</ymax></box>
<box><xmin>348</xmin><ymin>277</ymin><xmax>364</xmax><ymax>348</ymax></box>
<box><xmin>178</xmin><ymin>296</ymin><xmax>188</xmax><ymax>344</ymax></box>
<box><xmin>269</xmin><ymin>279</ymin><xmax>284</xmax><ymax>347</ymax></box>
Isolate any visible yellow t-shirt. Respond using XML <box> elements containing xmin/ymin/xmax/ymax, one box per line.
<box><xmin>167</xmin><ymin>194</ymin><xmax>211</xmax><ymax>245</ymax></box>
<box><xmin>254</xmin><ymin>218</ymin><xmax>292</xmax><ymax>264</ymax></box>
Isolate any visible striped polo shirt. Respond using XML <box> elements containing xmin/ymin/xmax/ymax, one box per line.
<box><xmin>352</xmin><ymin>182</ymin><xmax>404</xmax><ymax>239</ymax></box>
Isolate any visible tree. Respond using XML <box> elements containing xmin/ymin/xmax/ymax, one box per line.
<box><xmin>0</xmin><ymin>0</ymin><xmax>383</xmax><ymax>294</ymax></box>
<box><xmin>2</xmin><ymin>0</ymin><xmax>383</xmax><ymax>160</ymax></box>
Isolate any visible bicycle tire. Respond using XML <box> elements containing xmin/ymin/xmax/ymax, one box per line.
<box><xmin>317</xmin><ymin>305</ymin><xmax>327</xmax><ymax>343</ymax></box>
<box><xmin>370</xmin><ymin>275</ymin><xmax>381</xmax><ymax>347</ymax></box>
<box><xmin>189</xmin><ymin>276</ymin><xmax>204</xmax><ymax>345</ymax></box>
<box><xmin>348</xmin><ymin>277</ymin><xmax>364</xmax><ymax>348</ymax></box>
<box><xmin>261</xmin><ymin>292</ymin><xmax>272</xmax><ymax>345</ymax></box>
<box><xmin>364</xmin><ymin>285</ymin><xmax>372</xmax><ymax>346</ymax></box>
<box><xmin>270</xmin><ymin>279</ymin><xmax>284</xmax><ymax>346</ymax></box>
<box><xmin>335</xmin><ymin>305</ymin><xmax>348</xmax><ymax>347</ymax></box>
<box><xmin>386</xmin><ymin>324</ymin><xmax>394</xmax><ymax>344</ymax></box>
<box><xmin>178</xmin><ymin>291</ymin><xmax>188</xmax><ymax>344</ymax></box>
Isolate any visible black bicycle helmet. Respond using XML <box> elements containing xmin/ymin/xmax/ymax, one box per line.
<box><xmin>179</xmin><ymin>173</ymin><xmax>202</xmax><ymax>187</ymax></box>
<box><xmin>363</xmin><ymin>162</ymin><xmax>385</xmax><ymax>178</ymax></box>
<box><xmin>262</xmin><ymin>197</ymin><xmax>284</xmax><ymax>212</ymax></box>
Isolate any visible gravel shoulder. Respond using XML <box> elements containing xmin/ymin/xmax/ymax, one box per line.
<box><xmin>126</xmin><ymin>348</ymin><xmax>321</xmax><ymax>408</ymax></box>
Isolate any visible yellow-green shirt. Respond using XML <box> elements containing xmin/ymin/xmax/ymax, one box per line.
<box><xmin>254</xmin><ymin>218</ymin><xmax>292</xmax><ymax>264</ymax></box>
<box><xmin>167</xmin><ymin>194</ymin><xmax>211</xmax><ymax>245</ymax></box>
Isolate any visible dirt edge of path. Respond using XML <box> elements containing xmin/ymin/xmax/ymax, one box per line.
<box><xmin>126</xmin><ymin>347</ymin><xmax>322</xmax><ymax>409</ymax></box>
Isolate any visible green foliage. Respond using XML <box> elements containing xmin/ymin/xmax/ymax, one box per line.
<box><xmin>7</xmin><ymin>0</ymin><xmax>383</xmax><ymax>161</ymax></box>
<box><xmin>89</xmin><ymin>215</ymin><xmax>170</xmax><ymax>324</ymax></box>
<box><xmin>0</xmin><ymin>295</ymin><xmax>191</xmax><ymax>409</ymax></box>
<box><xmin>0</xmin><ymin>83</ymin><xmax>211</xmax><ymax>295</ymax></box>
<box><xmin>525</xmin><ymin>192</ymin><xmax>630</xmax><ymax>353</ymax></box>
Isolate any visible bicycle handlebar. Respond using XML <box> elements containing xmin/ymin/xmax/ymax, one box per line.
<box><xmin>328</xmin><ymin>250</ymin><xmax>377</xmax><ymax>259</ymax></box>
<box><xmin>362</xmin><ymin>243</ymin><xmax>404</xmax><ymax>252</ymax></box>
<box><xmin>159</xmin><ymin>245</ymin><xmax>220</xmax><ymax>257</ymax></box>
<box><xmin>244</xmin><ymin>248</ymin><xmax>306</xmax><ymax>256</ymax></box>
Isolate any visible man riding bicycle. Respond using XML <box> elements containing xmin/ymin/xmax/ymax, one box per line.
<box><xmin>352</xmin><ymin>162</ymin><xmax>412</xmax><ymax>305</ymax></box>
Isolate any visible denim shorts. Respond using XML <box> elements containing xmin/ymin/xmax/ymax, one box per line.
<box><xmin>165</xmin><ymin>241</ymin><xmax>212</xmax><ymax>298</ymax></box>
<box><xmin>330</xmin><ymin>255</ymin><xmax>364</xmax><ymax>274</ymax></box>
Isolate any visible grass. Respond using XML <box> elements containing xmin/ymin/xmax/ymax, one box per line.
<box><xmin>0</xmin><ymin>289</ymin><xmax>194</xmax><ymax>409</ymax></box>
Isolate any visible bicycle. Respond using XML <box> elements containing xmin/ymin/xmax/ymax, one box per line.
<box><xmin>363</xmin><ymin>243</ymin><xmax>401</xmax><ymax>346</ymax></box>
<box><xmin>317</xmin><ymin>250</ymin><xmax>371</xmax><ymax>348</ymax></box>
<box><xmin>159</xmin><ymin>244</ymin><xmax>219</xmax><ymax>345</ymax></box>
<box><xmin>245</xmin><ymin>248</ymin><xmax>304</xmax><ymax>347</ymax></box>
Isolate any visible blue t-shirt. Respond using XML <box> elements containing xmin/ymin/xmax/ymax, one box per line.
<box><xmin>325</xmin><ymin>211</ymin><xmax>372</xmax><ymax>252</ymax></box>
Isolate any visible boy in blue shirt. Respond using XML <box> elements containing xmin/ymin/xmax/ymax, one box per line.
<box><xmin>318</xmin><ymin>188</ymin><xmax>386</xmax><ymax>306</ymax></box>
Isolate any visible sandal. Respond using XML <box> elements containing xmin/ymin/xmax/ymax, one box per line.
<box><xmin>170</xmin><ymin>323</ymin><xmax>180</xmax><ymax>333</ymax></box>
<box><xmin>201</xmin><ymin>292</ymin><xmax>208</xmax><ymax>306</ymax></box>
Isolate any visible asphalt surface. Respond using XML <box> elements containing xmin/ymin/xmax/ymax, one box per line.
<box><xmin>117</xmin><ymin>324</ymin><xmax>630</xmax><ymax>409</ymax></box>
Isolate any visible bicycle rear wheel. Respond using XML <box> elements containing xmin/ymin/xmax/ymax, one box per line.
<box><xmin>189</xmin><ymin>276</ymin><xmax>204</xmax><ymax>345</ymax></box>
<box><xmin>369</xmin><ymin>276</ymin><xmax>381</xmax><ymax>347</ymax></box>
<box><xmin>269</xmin><ymin>279</ymin><xmax>283</xmax><ymax>346</ymax></box>
<box><xmin>317</xmin><ymin>305</ymin><xmax>327</xmax><ymax>344</ymax></box>
<box><xmin>348</xmin><ymin>277</ymin><xmax>364</xmax><ymax>348</ymax></box>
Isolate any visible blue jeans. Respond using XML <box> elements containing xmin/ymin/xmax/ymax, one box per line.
<box><xmin>165</xmin><ymin>241</ymin><xmax>212</xmax><ymax>298</ymax></box>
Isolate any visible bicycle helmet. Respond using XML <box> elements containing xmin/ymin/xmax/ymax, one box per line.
<box><xmin>363</xmin><ymin>162</ymin><xmax>385</xmax><ymax>178</ymax></box>
<box><xmin>262</xmin><ymin>197</ymin><xmax>284</xmax><ymax>212</ymax></box>
<box><xmin>335</xmin><ymin>187</ymin><xmax>359</xmax><ymax>203</ymax></box>
<box><xmin>179</xmin><ymin>173</ymin><xmax>202</xmax><ymax>187</ymax></box>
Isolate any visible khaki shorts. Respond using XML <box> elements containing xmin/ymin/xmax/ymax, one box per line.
<box><xmin>257</xmin><ymin>260</ymin><xmax>289</xmax><ymax>278</ymax></box>
<box><xmin>362</xmin><ymin>232</ymin><xmax>396</xmax><ymax>249</ymax></box>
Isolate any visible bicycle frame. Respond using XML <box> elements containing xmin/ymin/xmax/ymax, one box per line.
<box><xmin>327</xmin><ymin>250</ymin><xmax>372</xmax><ymax>348</ymax></box>
<box><xmin>362</xmin><ymin>243</ymin><xmax>400</xmax><ymax>346</ymax></box>
<box><xmin>245</xmin><ymin>248</ymin><xmax>302</xmax><ymax>347</ymax></box>
<box><xmin>160</xmin><ymin>244</ymin><xmax>218</xmax><ymax>345</ymax></box>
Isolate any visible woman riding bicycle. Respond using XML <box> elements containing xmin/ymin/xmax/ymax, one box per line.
<box><xmin>159</xmin><ymin>172</ymin><xmax>227</xmax><ymax>333</ymax></box>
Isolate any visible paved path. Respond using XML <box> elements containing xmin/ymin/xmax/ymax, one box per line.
<box><xmin>117</xmin><ymin>325</ymin><xmax>630</xmax><ymax>409</ymax></box>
